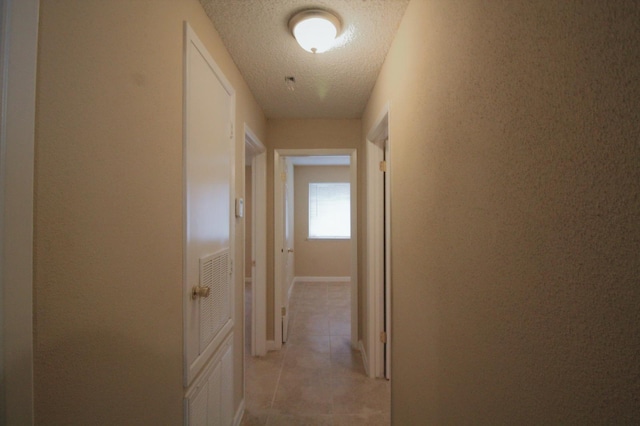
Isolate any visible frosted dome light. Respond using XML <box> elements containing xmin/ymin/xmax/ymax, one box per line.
<box><xmin>289</xmin><ymin>10</ymin><xmax>341</xmax><ymax>54</ymax></box>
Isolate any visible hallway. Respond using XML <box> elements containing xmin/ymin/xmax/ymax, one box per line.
<box><xmin>242</xmin><ymin>281</ymin><xmax>390</xmax><ymax>425</ymax></box>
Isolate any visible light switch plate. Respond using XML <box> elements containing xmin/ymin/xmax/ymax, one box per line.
<box><xmin>235</xmin><ymin>198</ymin><xmax>244</xmax><ymax>218</ymax></box>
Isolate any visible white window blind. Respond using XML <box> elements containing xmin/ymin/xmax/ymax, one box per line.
<box><xmin>308</xmin><ymin>182</ymin><xmax>351</xmax><ymax>239</ymax></box>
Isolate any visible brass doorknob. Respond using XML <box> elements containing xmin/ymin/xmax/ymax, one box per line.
<box><xmin>287</xmin><ymin>248</ymin><xmax>294</xmax><ymax>253</ymax></box>
<box><xmin>192</xmin><ymin>286</ymin><xmax>210</xmax><ymax>299</ymax></box>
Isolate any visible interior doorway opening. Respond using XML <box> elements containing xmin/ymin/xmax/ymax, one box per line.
<box><xmin>273</xmin><ymin>149</ymin><xmax>358</xmax><ymax>350</ymax></box>
<box><xmin>244</xmin><ymin>125</ymin><xmax>267</xmax><ymax>357</ymax></box>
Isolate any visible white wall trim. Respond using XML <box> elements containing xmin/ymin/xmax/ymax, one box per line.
<box><xmin>273</xmin><ymin>151</ymin><xmax>284</xmax><ymax>349</ymax></box>
<box><xmin>1</xmin><ymin>0</ymin><xmax>39</xmax><ymax>424</ymax></box>
<box><xmin>245</xmin><ymin>126</ymin><xmax>267</xmax><ymax>358</ymax></box>
<box><xmin>365</xmin><ymin>103</ymin><xmax>391</xmax><ymax>379</ymax></box>
<box><xmin>359</xmin><ymin>340</ymin><xmax>370</xmax><ymax>377</ymax></box>
<box><xmin>293</xmin><ymin>276</ymin><xmax>351</xmax><ymax>283</ymax></box>
<box><xmin>349</xmin><ymin>150</ymin><xmax>359</xmax><ymax>350</ymax></box>
<box><xmin>233</xmin><ymin>398</ymin><xmax>245</xmax><ymax>426</ymax></box>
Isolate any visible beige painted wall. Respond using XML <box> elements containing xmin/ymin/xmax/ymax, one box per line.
<box><xmin>293</xmin><ymin>166</ymin><xmax>351</xmax><ymax>278</ymax></box>
<box><xmin>266</xmin><ymin>119</ymin><xmax>360</xmax><ymax>340</ymax></box>
<box><xmin>363</xmin><ymin>0</ymin><xmax>640</xmax><ymax>423</ymax></box>
<box><xmin>34</xmin><ymin>1</ymin><xmax>266</xmax><ymax>424</ymax></box>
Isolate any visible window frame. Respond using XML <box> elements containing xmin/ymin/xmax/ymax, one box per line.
<box><xmin>307</xmin><ymin>181</ymin><xmax>351</xmax><ymax>240</ymax></box>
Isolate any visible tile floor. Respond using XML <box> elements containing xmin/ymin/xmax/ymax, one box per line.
<box><xmin>242</xmin><ymin>281</ymin><xmax>390</xmax><ymax>425</ymax></box>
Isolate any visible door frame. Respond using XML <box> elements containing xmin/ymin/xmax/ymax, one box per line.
<box><xmin>1</xmin><ymin>0</ymin><xmax>39</xmax><ymax>423</ymax></box>
<box><xmin>273</xmin><ymin>148</ymin><xmax>358</xmax><ymax>349</ymax></box>
<box><xmin>273</xmin><ymin>155</ymin><xmax>293</xmax><ymax>347</ymax></box>
<box><xmin>244</xmin><ymin>125</ymin><xmax>267</xmax><ymax>357</ymax></box>
<box><xmin>280</xmin><ymin>157</ymin><xmax>294</xmax><ymax>343</ymax></box>
<box><xmin>366</xmin><ymin>104</ymin><xmax>392</xmax><ymax>378</ymax></box>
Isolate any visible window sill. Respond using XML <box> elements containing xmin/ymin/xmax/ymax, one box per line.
<box><xmin>306</xmin><ymin>237</ymin><xmax>351</xmax><ymax>241</ymax></box>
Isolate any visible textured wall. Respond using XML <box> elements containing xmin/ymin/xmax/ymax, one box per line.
<box><xmin>293</xmin><ymin>166</ymin><xmax>351</xmax><ymax>278</ymax></box>
<box><xmin>363</xmin><ymin>0</ymin><xmax>640</xmax><ymax>423</ymax></box>
<box><xmin>266</xmin><ymin>119</ymin><xmax>360</xmax><ymax>340</ymax></box>
<box><xmin>34</xmin><ymin>0</ymin><xmax>266</xmax><ymax>423</ymax></box>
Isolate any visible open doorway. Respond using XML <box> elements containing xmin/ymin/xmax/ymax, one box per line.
<box><xmin>273</xmin><ymin>149</ymin><xmax>358</xmax><ymax>350</ymax></box>
<box><xmin>241</xmin><ymin>148</ymin><xmax>390</xmax><ymax>424</ymax></box>
<box><xmin>244</xmin><ymin>125</ymin><xmax>266</xmax><ymax>357</ymax></box>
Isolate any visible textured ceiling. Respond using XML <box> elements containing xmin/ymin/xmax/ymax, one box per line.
<box><xmin>199</xmin><ymin>0</ymin><xmax>409</xmax><ymax>119</ymax></box>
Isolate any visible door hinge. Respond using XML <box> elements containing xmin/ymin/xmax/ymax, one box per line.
<box><xmin>281</xmin><ymin>171</ymin><xmax>287</xmax><ymax>182</ymax></box>
<box><xmin>379</xmin><ymin>161</ymin><xmax>387</xmax><ymax>172</ymax></box>
<box><xmin>229</xmin><ymin>259</ymin><xmax>233</xmax><ymax>276</ymax></box>
<box><xmin>281</xmin><ymin>307</ymin><xmax>287</xmax><ymax>317</ymax></box>
<box><xmin>380</xmin><ymin>331</ymin><xmax>387</xmax><ymax>344</ymax></box>
<box><xmin>229</xmin><ymin>122</ymin><xmax>234</xmax><ymax>139</ymax></box>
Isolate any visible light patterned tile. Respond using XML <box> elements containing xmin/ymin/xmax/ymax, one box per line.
<box><xmin>294</xmin><ymin>302</ymin><xmax>328</xmax><ymax>315</ymax></box>
<box><xmin>271</xmin><ymin>372</ymin><xmax>333</xmax><ymax>415</ymax></box>
<box><xmin>286</xmin><ymin>335</ymin><xmax>331</xmax><ymax>354</ymax></box>
<box><xmin>331</xmin><ymin>376</ymin><xmax>390</xmax><ymax>415</ymax></box>
<box><xmin>328</xmin><ymin>307</ymin><xmax>350</xmax><ymax>322</ymax></box>
<box><xmin>331</xmin><ymin>351</ymin><xmax>367</xmax><ymax>379</ymax></box>
<box><xmin>330</xmin><ymin>335</ymin><xmax>353</xmax><ymax>355</ymax></box>
<box><xmin>293</xmin><ymin>294</ymin><xmax>327</xmax><ymax>306</ymax></box>
<box><xmin>267</xmin><ymin>414</ymin><xmax>333</xmax><ymax>426</ymax></box>
<box><xmin>283</xmin><ymin>347</ymin><xmax>331</xmax><ymax>371</ymax></box>
<box><xmin>240</xmin><ymin>408</ymin><xmax>269</xmax><ymax>426</ymax></box>
<box><xmin>244</xmin><ymin>276</ymin><xmax>389</xmax><ymax>425</ymax></box>
<box><xmin>329</xmin><ymin>319</ymin><xmax>351</xmax><ymax>336</ymax></box>
<box><xmin>290</xmin><ymin>312</ymin><xmax>330</xmax><ymax>336</ymax></box>
<box><xmin>333</xmin><ymin>413</ymin><xmax>390</xmax><ymax>426</ymax></box>
<box><xmin>327</xmin><ymin>296</ymin><xmax>350</xmax><ymax>308</ymax></box>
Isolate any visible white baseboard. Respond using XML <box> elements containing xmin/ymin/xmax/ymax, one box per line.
<box><xmin>233</xmin><ymin>398</ymin><xmax>245</xmax><ymax>426</ymax></box>
<box><xmin>359</xmin><ymin>340</ymin><xmax>370</xmax><ymax>377</ymax></box>
<box><xmin>266</xmin><ymin>340</ymin><xmax>278</xmax><ymax>352</ymax></box>
<box><xmin>294</xmin><ymin>276</ymin><xmax>351</xmax><ymax>283</ymax></box>
<box><xmin>244</xmin><ymin>277</ymin><xmax>252</xmax><ymax>284</ymax></box>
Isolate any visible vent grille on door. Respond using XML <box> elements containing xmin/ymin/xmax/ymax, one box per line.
<box><xmin>199</xmin><ymin>249</ymin><xmax>230</xmax><ymax>352</ymax></box>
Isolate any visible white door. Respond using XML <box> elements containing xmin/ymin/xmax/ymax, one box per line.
<box><xmin>281</xmin><ymin>158</ymin><xmax>295</xmax><ymax>342</ymax></box>
<box><xmin>183</xmin><ymin>23</ymin><xmax>236</xmax><ymax>389</ymax></box>
<box><xmin>185</xmin><ymin>336</ymin><xmax>234</xmax><ymax>426</ymax></box>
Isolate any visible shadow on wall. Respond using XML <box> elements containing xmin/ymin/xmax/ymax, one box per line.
<box><xmin>35</xmin><ymin>330</ymin><xmax>182</xmax><ymax>424</ymax></box>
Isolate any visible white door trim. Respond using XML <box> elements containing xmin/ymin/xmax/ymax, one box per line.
<box><xmin>366</xmin><ymin>104</ymin><xmax>391</xmax><ymax>378</ymax></box>
<box><xmin>1</xmin><ymin>0</ymin><xmax>38</xmax><ymax>423</ymax></box>
<box><xmin>244</xmin><ymin>125</ymin><xmax>267</xmax><ymax>357</ymax></box>
<box><xmin>273</xmin><ymin>148</ymin><xmax>358</xmax><ymax>349</ymax></box>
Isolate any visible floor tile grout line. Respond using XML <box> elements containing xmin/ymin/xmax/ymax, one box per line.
<box><xmin>265</xmin><ymin>311</ymin><xmax>291</xmax><ymax>426</ymax></box>
<box><xmin>245</xmin><ymin>281</ymin><xmax>361</xmax><ymax>425</ymax></box>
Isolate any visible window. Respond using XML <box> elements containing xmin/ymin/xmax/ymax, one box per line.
<box><xmin>308</xmin><ymin>182</ymin><xmax>350</xmax><ymax>239</ymax></box>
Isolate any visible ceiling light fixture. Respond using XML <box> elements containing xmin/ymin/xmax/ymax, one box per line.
<box><xmin>288</xmin><ymin>9</ymin><xmax>342</xmax><ymax>54</ymax></box>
